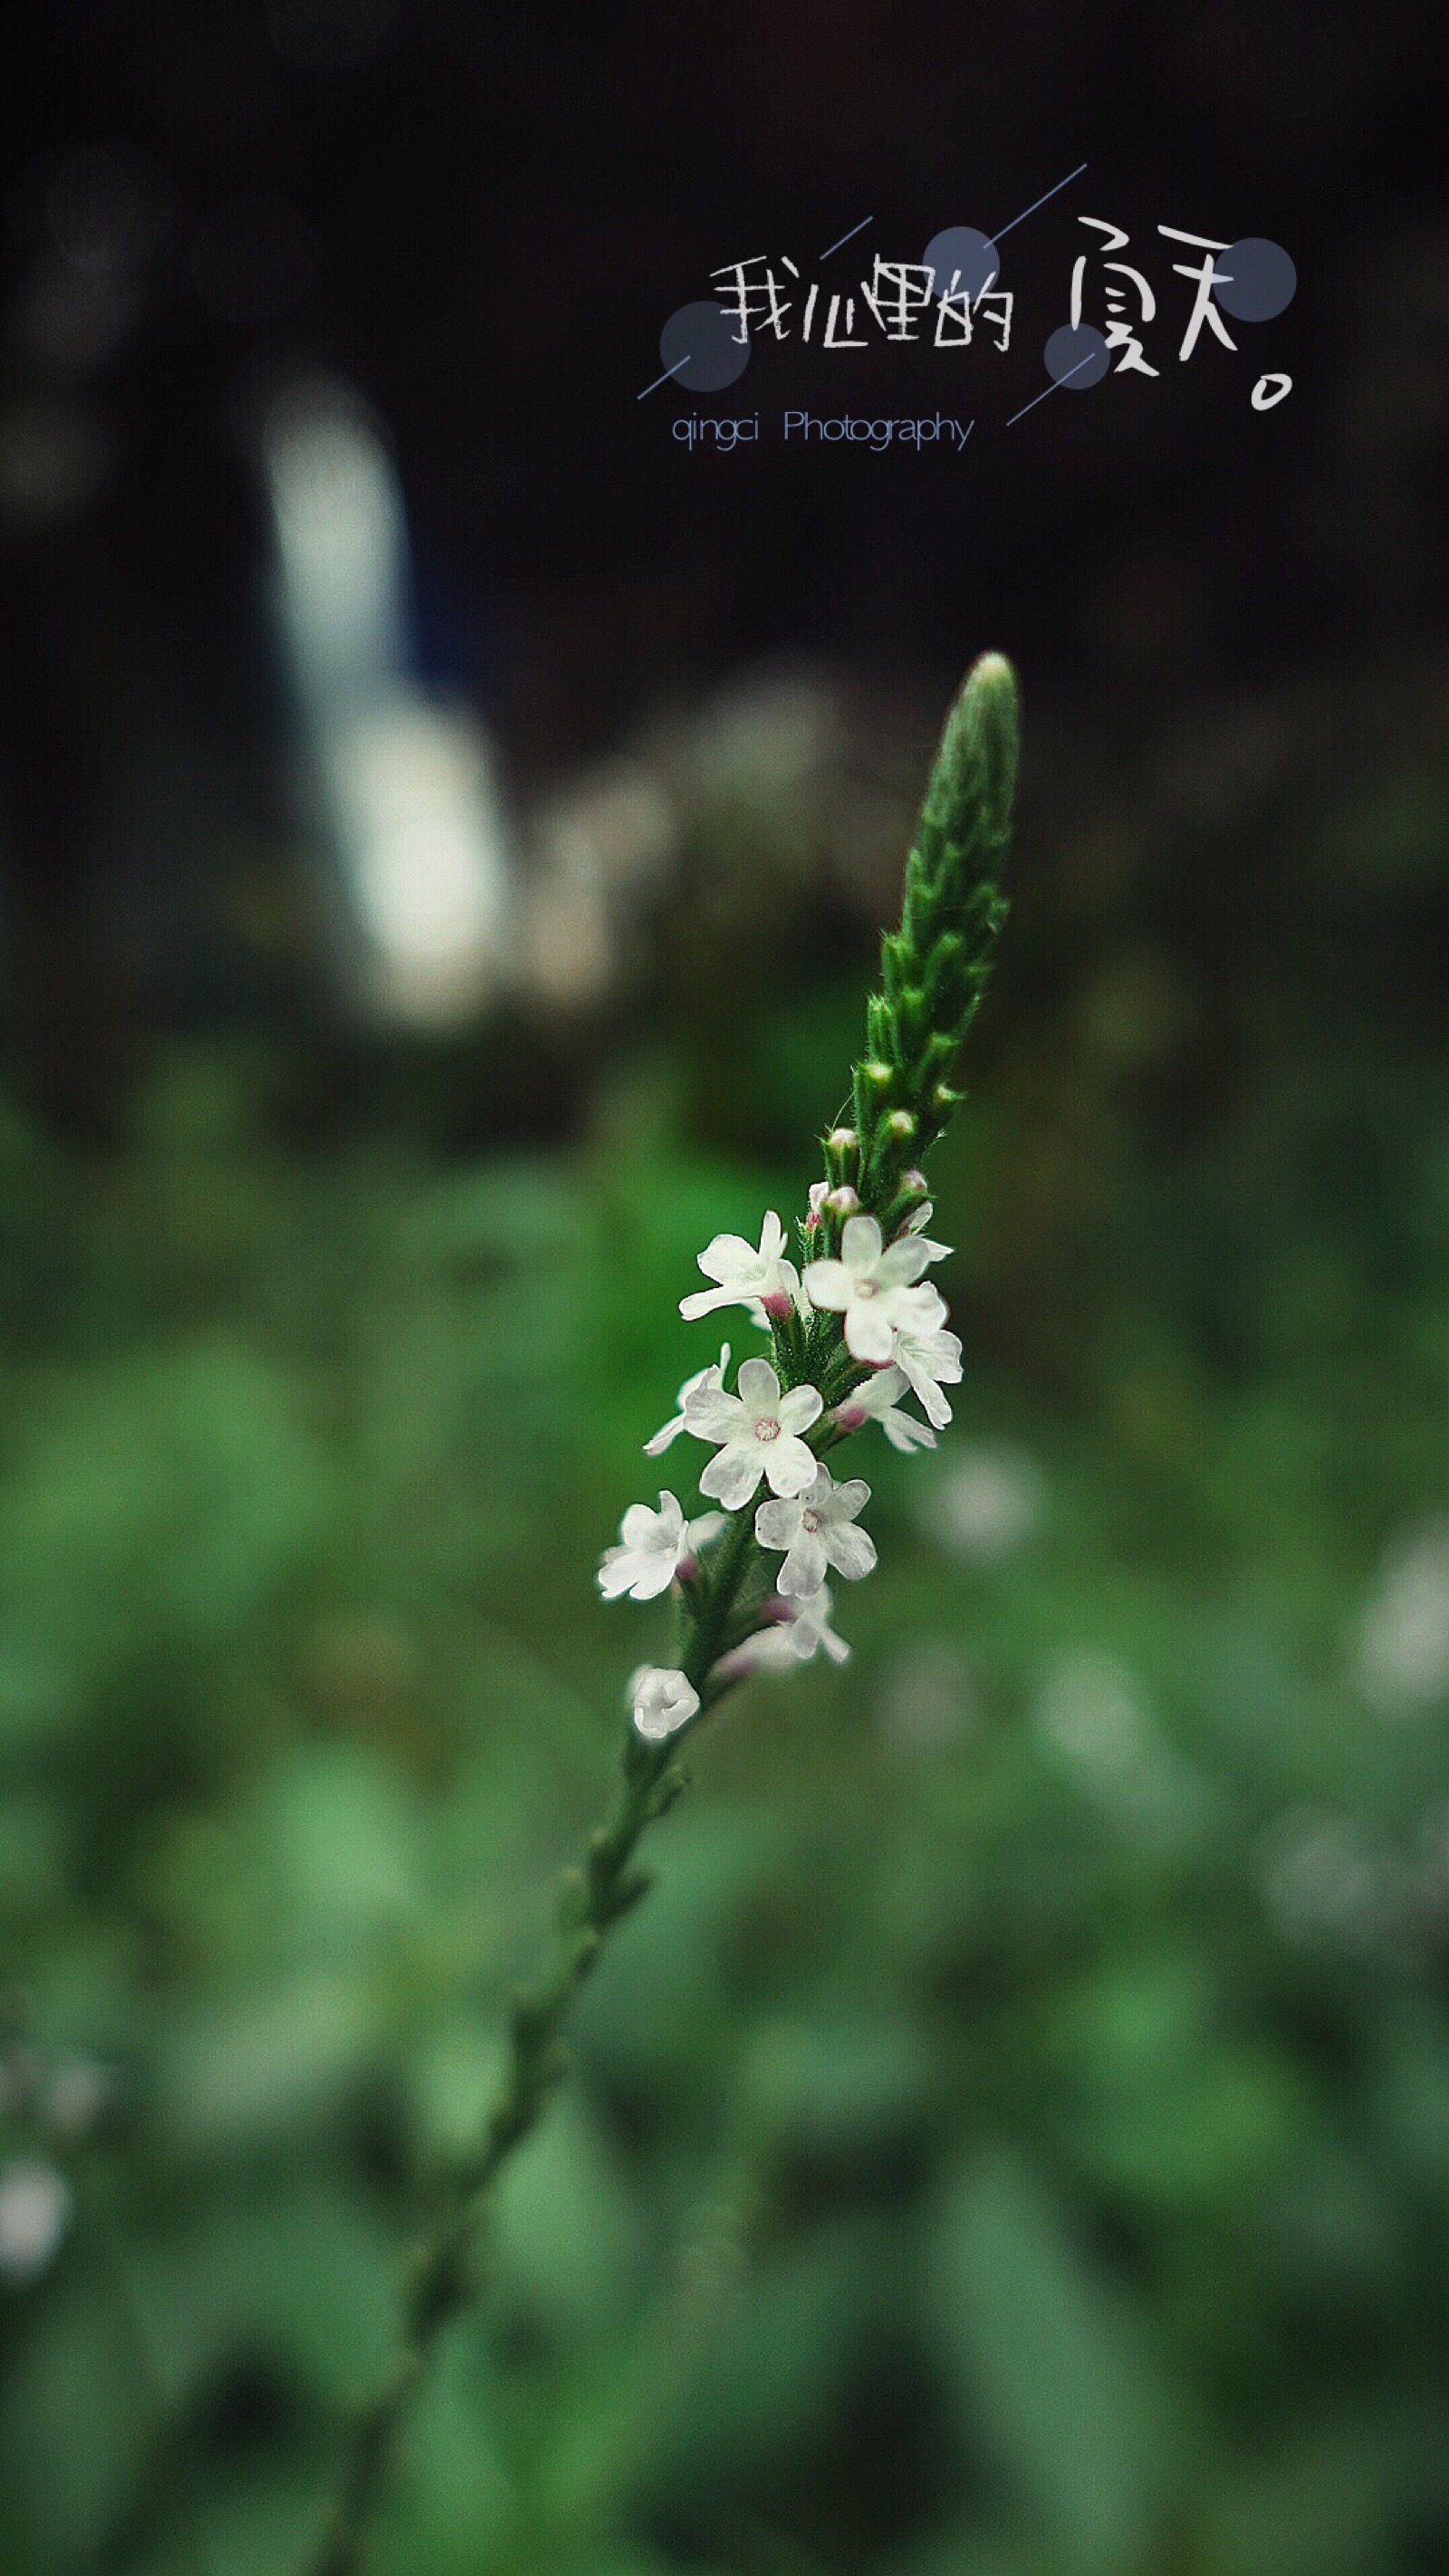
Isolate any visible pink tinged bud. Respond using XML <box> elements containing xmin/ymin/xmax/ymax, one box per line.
<box><xmin>804</xmin><ymin>1211</ymin><xmax>820</xmax><ymax>1232</ymax></box>
<box><xmin>827</xmin><ymin>1126</ymin><xmax>858</xmax><ymax>1153</ymax></box>
<box><xmin>887</xmin><ymin>1109</ymin><xmax>916</xmax><ymax>1139</ymax></box>
<box><xmin>676</xmin><ymin>1552</ymin><xmax>699</xmax><ymax>1585</ymax></box>
<box><xmin>832</xmin><ymin>1402</ymin><xmax>868</xmax><ymax>1431</ymax></box>
<box><xmin>712</xmin><ymin>1645</ymin><xmax>754</xmax><ymax>1686</ymax></box>
<box><xmin>825</xmin><ymin>1186</ymin><xmax>860</xmax><ymax>1216</ymax></box>
<box><xmin>762</xmin><ymin>1288</ymin><xmax>795</xmax><ymax>1321</ymax></box>
<box><xmin>904</xmin><ymin>1168</ymin><xmax>927</xmax><ymax>1195</ymax></box>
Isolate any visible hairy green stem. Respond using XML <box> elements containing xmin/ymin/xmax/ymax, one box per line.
<box><xmin>301</xmin><ymin>1521</ymin><xmax>762</xmax><ymax>2576</ymax></box>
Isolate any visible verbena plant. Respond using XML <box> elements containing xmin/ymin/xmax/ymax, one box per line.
<box><xmin>303</xmin><ymin>650</ymin><xmax>1020</xmax><ymax>2576</ymax></box>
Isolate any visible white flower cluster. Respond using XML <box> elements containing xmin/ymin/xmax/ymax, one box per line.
<box><xmin>598</xmin><ymin>1197</ymin><xmax>963</xmax><ymax>1741</ymax></box>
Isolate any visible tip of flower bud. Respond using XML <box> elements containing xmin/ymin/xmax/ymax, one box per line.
<box><xmin>761</xmin><ymin>1288</ymin><xmax>794</xmax><ymax>1321</ymax></box>
<box><xmin>937</xmin><ymin>652</ymin><xmax>1020</xmax><ymax>858</ymax></box>
<box><xmin>968</xmin><ymin>650</ymin><xmax>1015</xmax><ymax>690</ymax></box>
<box><xmin>832</xmin><ymin>1402</ymin><xmax>868</xmax><ymax>1431</ymax></box>
<box><xmin>825</xmin><ymin>1185</ymin><xmax>860</xmax><ymax>1216</ymax></box>
<box><xmin>827</xmin><ymin>1126</ymin><xmax>858</xmax><ymax>1153</ymax></box>
<box><xmin>886</xmin><ymin>1109</ymin><xmax>916</xmax><ymax>1139</ymax></box>
<box><xmin>863</xmin><ymin>1061</ymin><xmax>892</xmax><ymax>1088</ymax></box>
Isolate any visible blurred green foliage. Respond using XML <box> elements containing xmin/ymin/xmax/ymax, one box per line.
<box><xmin>2</xmin><ymin>773</ymin><xmax>1449</xmax><ymax>2576</ymax></box>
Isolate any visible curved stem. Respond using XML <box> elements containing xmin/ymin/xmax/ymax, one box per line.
<box><xmin>300</xmin><ymin>1514</ymin><xmax>763</xmax><ymax>2576</ymax></box>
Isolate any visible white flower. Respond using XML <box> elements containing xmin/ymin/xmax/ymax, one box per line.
<box><xmin>891</xmin><ymin>1313</ymin><xmax>963</xmax><ymax>1429</ymax></box>
<box><xmin>755</xmin><ymin>1464</ymin><xmax>877</xmax><ymax>1598</ymax></box>
<box><xmin>683</xmin><ymin>1356</ymin><xmax>822</xmax><ymax>1509</ymax></box>
<box><xmin>901</xmin><ymin>1201</ymin><xmax>954</xmax><ymax>1264</ymax></box>
<box><xmin>723</xmin><ymin>1621</ymin><xmax>801</xmax><ymax>1676</ymax></box>
<box><xmin>801</xmin><ymin>1214</ymin><xmax>942</xmax><ymax>1363</ymax></box>
<box><xmin>833</xmin><ymin>1363</ymin><xmax>937</xmax><ymax>1454</ymax></box>
<box><xmin>721</xmin><ymin>1583</ymin><xmax>851</xmax><ymax>1675</ymax></box>
<box><xmin>598</xmin><ymin>1491</ymin><xmax>725</xmax><ymax>1601</ymax></box>
<box><xmin>644</xmin><ymin>1343</ymin><xmax>730</xmax><ymax>1454</ymax></box>
<box><xmin>0</xmin><ymin>2158</ymin><xmax>71</xmax><ymax>2285</ymax></box>
<box><xmin>680</xmin><ymin>1212</ymin><xmax>801</xmax><ymax>1325</ymax></box>
<box><xmin>629</xmin><ymin>1664</ymin><xmax>700</xmax><ymax>1741</ymax></box>
<box><xmin>782</xmin><ymin>1583</ymin><xmax>851</xmax><ymax>1665</ymax></box>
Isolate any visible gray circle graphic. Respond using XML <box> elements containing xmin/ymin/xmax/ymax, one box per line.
<box><xmin>1044</xmin><ymin>322</ymin><xmax>1108</xmax><ymax>388</ymax></box>
<box><xmin>923</xmin><ymin>226</ymin><xmax>1000</xmax><ymax>303</ymax></box>
<box><xmin>659</xmin><ymin>300</ymin><xmax>751</xmax><ymax>394</ymax></box>
<box><xmin>1212</xmin><ymin>238</ymin><xmax>1297</xmax><ymax>322</ymax></box>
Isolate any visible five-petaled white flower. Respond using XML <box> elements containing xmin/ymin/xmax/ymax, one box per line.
<box><xmin>755</xmin><ymin>1465</ymin><xmax>877</xmax><ymax>1598</ymax></box>
<box><xmin>629</xmin><ymin>1665</ymin><xmax>700</xmax><ymax>1741</ymax></box>
<box><xmin>598</xmin><ymin>1491</ymin><xmax>726</xmax><ymax>1602</ymax></box>
<box><xmin>833</xmin><ymin>1364</ymin><xmax>937</xmax><ymax>1453</ymax></box>
<box><xmin>644</xmin><ymin>1344</ymin><xmax>730</xmax><ymax>1455</ymax></box>
<box><xmin>890</xmin><ymin>1312</ymin><xmax>963</xmax><ymax>1429</ymax></box>
<box><xmin>680</xmin><ymin>1212</ymin><xmax>801</xmax><ymax>1325</ymax></box>
<box><xmin>684</xmin><ymin>1355</ymin><xmax>822</xmax><ymax>1509</ymax></box>
<box><xmin>801</xmin><ymin>1214</ymin><xmax>942</xmax><ymax>1363</ymax></box>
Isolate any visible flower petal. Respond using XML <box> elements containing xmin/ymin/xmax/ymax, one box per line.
<box><xmin>679</xmin><ymin>1283</ymin><xmax>734</xmax><ymax>1321</ymax></box>
<box><xmin>700</xmin><ymin>1443</ymin><xmax>763</xmax><ymax>1509</ymax></box>
<box><xmin>682</xmin><ymin>1387</ymin><xmax>744</xmax><ymax>1442</ymax></box>
<box><xmin>754</xmin><ymin>1495</ymin><xmax>801</xmax><ymax>1551</ymax></box>
<box><xmin>696</xmin><ymin>1231</ymin><xmax>757</xmax><ymax>1284</ymax></box>
<box><xmin>824</xmin><ymin>1521</ymin><xmax>877</xmax><ymax>1581</ymax></box>
<box><xmin>882</xmin><ymin>1409</ymin><xmax>936</xmax><ymax>1454</ymax></box>
<box><xmin>801</xmin><ymin>1258</ymin><xmax>850</xmax><ymax>1311</ymax></box>
<box><xmin>686</xmin><ymin>1511</ymin><xmax>727</xmax><ymax>1551</ymax></box>
<box><xmin>840</xmin><ymin>1214</ymin><xmax>884</xmax><ymax>1274</ymax></box>
<box><xmin>779</xmin><ymin>1530</ymin><xmax>829</xmax><ymax>1597</ymax></box>
<box><xmin>777</xmin><ymin>1382</ymin><xmax>824</xmax><ymax>1436</ymax></box>
<box><xmin>844</xmin><ymin>1303</ymin><xmax>896</xmax><ymax>1365</ymax></box>
<box><xmin>878</xmin><ymin>1236</ymin><xmax>932</xmax><ymax>1287</ymax></box>
<box><xmin>765</xmin><ymin>1434</ymin><xmax>819</xmax><ymax>1499</ymax></box>
<box><xmin>630</xmin><ymin>1553</ymin><xmax>679</xmax><ymax>1600</ymax></box>
<box><xmin>734</xmin><ymin>1354</ymin><xmax>782</xmax><ymax>1412</ymax></box>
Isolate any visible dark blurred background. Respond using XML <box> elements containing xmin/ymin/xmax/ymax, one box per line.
<box><xmin>2</xmin><ymin>7</ymin><xmax>1448</xmax><ymax>2575</ymax></box>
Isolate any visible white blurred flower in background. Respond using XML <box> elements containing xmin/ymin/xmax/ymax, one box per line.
<box><xmin>918</xmin><ymin>1440</ymin><xmax>1046</xmax><ymax>1565</ymax></box>
<box><xmin>0</xmin><ymin>2160</ymin><xmax>71</xmax><ymax>2289</ymax></box>
<box><xmin>1353</xmin><ymin>1514</ymin><xmax>1449</xmax><ymax>1714</ymax></box>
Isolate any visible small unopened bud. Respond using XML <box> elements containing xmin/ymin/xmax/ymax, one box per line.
<box><xmin>675</xmin><ymin>1552</ymin><xmax>700</xmax><ymax>1586</ymax></box>
<box><xmin>761</xmin><ymin>1288</ymin><xmax>795</xmax><ymax>1321</ymax></box>
<box><xmin>886</xmin><ymin>1109</ymin><xmax>916</xmax><ymax>1139</ymax></box>
<box><xmin>933</xmin><ymin>1081</ymin><xmax>963</xmax><ymax>1111</ymax></box>
<box><xmin>832</xmin><ymin>1401</ymin><xmax>868</xmax><ymax>1432</ymax></box>
<box><xmin>825</xmin><ymin>1185</ymin><xmax>860</xmax><ymax>1216</ymax></box>
<box><xmin>827</xmin><ymin>1125</ymin><xmax>858</xmax><ymax>1155</ymax></box>
<box><xmin>863</xmin><ymin>1061</ymin><xmax>892</xmax><ymax>1089</ymax></box>
<box><xmin>902</xmin><ymin>1168</ymin><xmax>927</xmax><ymax>1197</ymax></box>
